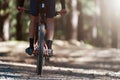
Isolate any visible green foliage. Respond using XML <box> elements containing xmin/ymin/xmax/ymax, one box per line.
<box><xmin>79</xmin><ymin>0</ymin><xmax>96</xmax><ymax>16</ymax></box>
<box><xmin>1</xmin><ymin>0</ymin><xmax>97</xmax><ymax>40</ymax></box>
<box><xmin>9</xmin><ymin>0</ymin><xmax>18</xmax><ymax>38</ymax></box>
<box><xmin>1</xmin><ymin>0</ymin><xmax>110</xmax><ymax>47</ymax></box>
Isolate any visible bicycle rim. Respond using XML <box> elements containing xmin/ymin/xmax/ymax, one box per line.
<box><xmin>37</xmin><ymin>24</ymin><xmax>44</xmax><ymax>75</ymax></box>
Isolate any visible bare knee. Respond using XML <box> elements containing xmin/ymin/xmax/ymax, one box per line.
<box><xmin>30</xmin><ymin>16</ymin><xmax>38</xmax><ymax>23</ymax></box>
<box><xmin>47</xmin><ymin>18</ymin><xmax>54</xmax><ymax>23</ymax></box>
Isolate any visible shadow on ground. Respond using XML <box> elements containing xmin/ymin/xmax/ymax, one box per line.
<box><xmin>0</xmin><ymin>41</ymin><xmax>120</xmax><ymax>79</ymax></box>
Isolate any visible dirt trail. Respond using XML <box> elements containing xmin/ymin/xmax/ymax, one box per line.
<box><xmin>0</xmin><ymin>41</ymin><xmax>120</xmax><ymax>80</ymax></box>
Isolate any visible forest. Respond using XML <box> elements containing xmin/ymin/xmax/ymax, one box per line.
<box><xmin>1</xmin><ymin>0</ymin><xmax>120</xmax><ymax>48</ymax></box>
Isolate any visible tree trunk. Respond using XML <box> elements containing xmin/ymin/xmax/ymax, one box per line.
<box><xmin>3</xmin><ymin>18</ymin><xmax>10</xmax><ymax>41</ymax></box>
<box><xmin>67</xmin><ymin>0</ymin><xmax>79</xmax><ymax>41</ymax></box>
<box><xmin>0</xmin><ymin>16</ymin><xmax>5</xmax><ymax>41</ymax></box>
<box><xmin>111</xmin><ymin>1</ymin><xmax>119</xmax><ymax>48</ymax></box>
<box><xmin>15</xmin><ymin>12</ymin><xmax>23</xmax><ymax>40</ymax></box>
<box><xmin>0</xmin><ymin>0</ymin><xmax>9</xmax><ymax>41</ymax></box>
<box><xmin>100</xmin><ymin>0</ymin><xmax>112</xmax><ymax>47</ymax></box>
<box><xmin>16</xmin><ymin>0</ymin><xmax>23</xmax><ymax>40</ymax></box>
<box><xmin>77</xmin><ymin>1</ymin><xmax>84</xmax><ymax>41</ymax></box>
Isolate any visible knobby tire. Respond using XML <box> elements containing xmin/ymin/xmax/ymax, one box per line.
<box><xmin>37</xmin><ymin>24</ymin><xmax>45</xmax><ymax>75</ymax></box>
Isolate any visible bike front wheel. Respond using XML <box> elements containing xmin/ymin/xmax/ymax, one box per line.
<box><xmin>37</xmin><ymin>24</ymin><xmax>45</xmax><ymax>75</ymax></box>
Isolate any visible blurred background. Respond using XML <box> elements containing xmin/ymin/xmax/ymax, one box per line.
<box><xmin>1</xmin><ymin>1</ymin><xmax>120</xmax><ymax>79</ymax></box>
<box><xmin>1</xmin><ymin>0</ymin><xmax>120</xmax><ymax>48</ymax></box>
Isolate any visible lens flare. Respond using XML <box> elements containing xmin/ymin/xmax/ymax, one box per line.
<box><xmin>113</xmin><ymin>0</ymin><xmax>120</xmax><ymax>11</ymax></box>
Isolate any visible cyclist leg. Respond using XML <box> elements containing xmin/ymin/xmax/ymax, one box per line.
<box><xmin>26</xmin><ymin>0</ymin><xmax>39</xmax><ymax>55</ymax></box>
<box><xmin>45</xmin><ymin>0</ymin><xmax>56</xmax><ymax>56</ymax></box>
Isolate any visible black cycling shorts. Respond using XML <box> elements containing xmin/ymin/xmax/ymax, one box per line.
<box><xmin>30</xmin><ymin>0</ymin><xmax>55</xmax><ymax>18</ymax></box>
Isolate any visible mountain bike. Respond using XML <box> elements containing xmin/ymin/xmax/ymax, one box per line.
<box><xmin>23</xmin><ymin>0</ymin><xmax>60</xmax><ymax>75</ymax></box>
<box><xmin>18</xmin><ymin>0</ymin><xmax>66</xmax><ymax>75</ymax></box>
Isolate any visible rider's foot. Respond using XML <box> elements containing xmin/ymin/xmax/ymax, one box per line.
<box><xmin>48</xmin><ymin>49</ymin><xmax>54</xmax><ymax>57</ymax></box>
<box><xmin>25</xmin><ymin>47</ymin><xmax>34</xmax><ymax>55</ymax></box>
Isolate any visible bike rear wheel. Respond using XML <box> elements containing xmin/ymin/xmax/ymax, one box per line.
<box><xmin>37</xmin><ymin>24</ymin><xmax>45</xmax><ymax>75</ymax></box>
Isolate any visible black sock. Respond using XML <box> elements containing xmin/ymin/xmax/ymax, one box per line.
<box><xmin>29</xmin><ymin>38</ymin><xmax>34</xmax><ymax>49</ymax></box>
<box><xmin>46</xmin><ymin>40</ymin><xmax>53</xmax><ymax>49</ymax></box>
